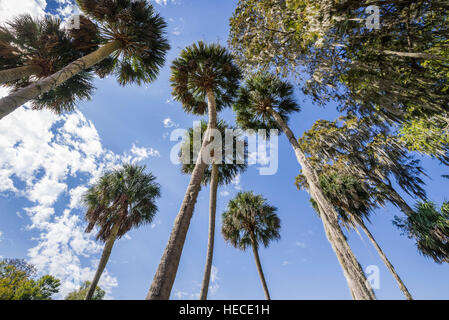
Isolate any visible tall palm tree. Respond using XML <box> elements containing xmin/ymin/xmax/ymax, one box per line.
<box><xmin>0</xmin><ymin>0</ymin><xmax>169</xmax><ymax>120</ymax></box>
<box><xmin>297</xmin><ymin>169</ymin><xmax>413</xmax><ymax>299</ymax></box>
<box><xmin>394</xmin><ymin>201</ymin><xmax>449</xmax><ymax>264</ymax></box>
<box><xmin>83</xmin><ymin>164</ymin><xmax>161</xmax><ymax>300</ymax></box>
<box><xmin>234</xmin><ymin>73</ymin><xmax>375</xmax><ymax>300</ymax></box>
<box><xmin>147</xmin><ymin>41</ymin><xmax>241</xmax><ymax>300</ymax></box>
<box><xmin>221</xmin><ymin>191</ymin><xmax>280</xmax><ymax>300</ymax></box>
<box><xmin>0</xmin><ymin>15</ymin><xmax>99</xmax><ymax>113</ymax></box>
<box><xmin>180</xmin><ymin>120</ymin><xmax>247</xmax><ymax>300</ymax></box>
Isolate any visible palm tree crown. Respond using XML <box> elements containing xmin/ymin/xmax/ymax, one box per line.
<box><xmin>394</xmin><ymin>201</ymin><xmax>449</xmax><ymax>264</ymax></box>
<box><xmin>83</xmin><ymin>164</ymin><xmax>161</xmax><ymax>242</ymax></box>
<box><xmin>234</xmin><ymin>73</ymin><xmax>299</xmax><ymax>131</ymax></box>
<box><xmin>170</xmin><ymin>41</ymin><xmax>242</xmax><ymax>115</ymax></box>
<box><xmin>0</xmin><ymin>14</ymin><xmax>99</xmax><ymax>113</ymax></box>
<box><xmin>180</xmin><ymin>119</ymin><xmax>247</xmax><ymax>186</ymax></box>
<box><xmin>76</xmin><ymin>0</ymin><xmax>170</xmax><ymax>85</ymax></box>
<box><xmin>297</xmin><ymin>169</ymin><xmax>376</xmax><ymax>230</ymax></box>
<box><xmin>222</xmin><ymin>191</ymin><xmax>280</xmax><ymax>250</ymax></box>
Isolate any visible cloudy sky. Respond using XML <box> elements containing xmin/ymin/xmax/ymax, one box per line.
<box><xmin>1</xmin><ymin>0</ymin><xmax>449</xmax><ymax>300</ymax></box>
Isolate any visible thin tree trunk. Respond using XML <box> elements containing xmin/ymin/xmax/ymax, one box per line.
<box><xmin>269</xmin><ymin>108</ymin><xmax>375</xmax><ymax>300</ymax></box>
<box><xmin>0</xmin><ymin>64</ymin><xmax>43</xmax><ymax>84</ymax></box>
<box><xmin>385</xmin><ymin>185</ymin><xmax>415</xmax><ymax>217</ymax></box>
<box><xmin>0</xmin><ymin>40</ymin><xmax>122</xmax><ymax>120</ymax></box>
<box><xmin>85</xmin><ymin>222</ymin><xmax>121</xmax><ymax>300</ymax></box>
<box><xmin>250</xmin><ymin>233</ymin><xmax>271</xmax><ymax>300</ymax></box>
<box><xmin>199</xmin><ymin>163</ymin><xmax>219</xmax><ymax>300</ymax></box>
<box><xmin>146</xmin><ymin>89</ymin><xmax>218</xmax><ymax>300</ymax></box>
<box><xmin>382</xmin><ymin>50</ymin><xmax>444</xmax><ymax>60</ymax></box>
<box><xmin>357</xmin><ymin>219</ymin><xmax>413</xmax><ymax>300</ymax></box>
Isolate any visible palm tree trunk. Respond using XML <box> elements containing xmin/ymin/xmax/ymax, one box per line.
<box><xmin>269</xmin><ymin>108</ymin><xmax>375</xmax><ymax>300</ymax></box>
<box><xmin>199</xmin><ymin>163</ymin><xmax>219</xmax><ymax>300</ymax></box>
<box><xmin>250</xmin><ymin>233</ymin><xmax>271</xmax><ymax>300</ymax></box>
<box><xmin>0</xmin><ymin>64</ymin><xmax>43</xmax><ymax>84</ymax></box>
<box><xmin>0</xmin><ymin>40</ymin><xmax>122</xmax><ymax>120</ymax></box>
<box><xmin>357</xmin><ymin>219</ymin><xmax>413</xmax><ymax>300</ymax></box>
<box><xmin>385</xmin><ymin>185</ymin><xmax>415</xmax><ymax>217</ymax></box>
<box><xmin>381</xmin><ymin>50</ymin><xmax>444</xmax><ymax>60</ymax></box>
<box><xmin>85</xmin><ymin>222</ymin><xmax>120</xmax><ymax>300</ymax></box>
<box><xmin>146</xmin><ymin>89</ymin><xmax>218</xmax><ymax>300</ymax></box>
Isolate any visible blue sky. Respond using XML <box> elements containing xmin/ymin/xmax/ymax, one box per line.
<box><xmin>0</xmin><ymin>0</ymin><xmax>448</xmax><ymax>300</ymax></box>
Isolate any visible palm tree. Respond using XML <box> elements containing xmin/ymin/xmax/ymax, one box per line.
<box><xmin>83</xmin><ymin>164</ymin><xmax>161</xmax><ymax>300</ymax></box>
<box><xmin>394</xmin><ymin>201</ymin><xmax>449</xmax><ymax>264</ymax></box>
<box><xmin>221</xmin><ymin>191</ymin><xmax>280</xmax><ymax>300</ymax></box>
<box><xmin>0</xmin><ymin>0</ymin><xmax>169</xmax><ymax>120</ymax></box>
<box><xmin>234</xmin><ymin>73</ymin><xmax>375</xmax><ymax>300</ymax></box>
<box><xmin>180</xmin><ymin>120</ymin><xmax>247</xmax><ymax>300</ymax></box>
<box><xmin>0</xmin><ymin>15</ymin><xmax>100</xmax><ymax>113</ymax></box>
<box><xmin>297</xmin><ymin>169</ymin><xmax>413</xmax><ymax>299</ymax></box>
<box><xmin>299</xmin><ymin>116</ymin><xmax>427</xmax><ymax>218</ymax></box>
<box><xmin>0</xmin><ymin>15</ymin><xmax>98</xmax><ymax>83</ymax></box>
<box><xmin>147</xmin><ymin>41</ymin><xmax>241</xmax><ymax>300</ymax></box>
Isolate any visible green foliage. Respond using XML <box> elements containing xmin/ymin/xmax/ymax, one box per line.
<box><xmin>65</xmin><ymin>281</ymin><xmax>105</xmax><ymax>300</ymax></box>
<box><xmin>83</xmin><ymin>164</ymin><xmax>161</xmax><ymax>242</ymax></box>
<box><xmin>394</xmin><ymin>201</ymin><xmax>449</xmax><ymax>264</ymax></box>
<box><xmin>0</xmin><ymin>259</ymin><xmax>60</xmax><ymax>300</ymax></box>
<box><xmin>229</xmin><ymin>0</ymin><xmax>449</xmax><ymax>161</ymax></box>
<box><xmin>299</xmin><ymin>116</ymin><xmax>427</xmax><ymax>207</ymax></box>
<box><xmin>170</xmin><ymin>41</ymin><xmax>242</xmax><ymax>115</ymax></box>
<box><xmin>297</xmin><ymin>169</ymin><xmax>376</xmax><ymax>229</ymax></box>
<box><xmin>0</xmin><ymin>14</ymin><xmax>99</xmax><ymax>113</ymax></box>
<box><xmin>76</xmin><ymin>0</ymin><xmax>170</xmax><ymax>86</ymax></box>
<box><xmin>399</xmin><ymin>116</ymin><xmax>449</xmax><ymax>164</ymax></box>
<box><xmin>234</xmin><ymin>73</ymin><xmax>299</xmax><ymax>132</ymax></box>
<box><xmin>222</xmin><ymin>191</ymin><xmax>280</xmax><ymax>250</ymax></box>
<box><xmin>180</xmin><ymin>120</ymin><xmax>247</xmax><ymax>186</ymax></box>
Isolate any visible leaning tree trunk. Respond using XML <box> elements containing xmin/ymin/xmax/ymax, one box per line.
<box><xmin>199</xmin><ymin>163</ymin><xmax>219</xmax><ymax>300</ymax></box>
<box><xmin>146</xmin><ymin>89</ymin><xmax>218</xmax><ymax>300</ymax></box>
<box><xmin>269</xmin><ymin>108</ymin><xmax>375</xmax><ymax>300</ymax></box>
<box><xmin>250</xmin><ymin>233</ymin><xmax>271</xmax><ymax>300</ymax></box>
<box><xmin>357</xmin><ymin>219</ymin><xmax>413</xmax><ymax>300</ymax></box>
<box><xmin>0</xmin><ymin>40</ymin><xmax>122</xmax><ymax>120</ymax></box>
<box><xmin>381</xmin><ymin>50</ymin><xmax>444</xmax><ymax>60</ymax></box>
<box><xmin>384</xmin><ymin>184</ymin><xmax>415</xmax><ymax>217</ymax></box>
<box><xmin>0</xmin><ymin>64</ymin><xmax>43</xmax><ymax>84</ymax></box>
<box><xmin>85</xmin><ymin>222</ymin><xmax>121</xmax><ymax>300</ymax></box>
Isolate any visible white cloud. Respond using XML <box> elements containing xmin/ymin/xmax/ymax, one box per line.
<box><xmin>231</xmin><ymin>174</ymin><xmax>242</xmax><ymax>191</ymax></box>
<box><xmin>0</xmin><ymin>231</ymin><xmax>3</xmax><ymax>242</ymax></box>
<box><xmin>219</xmin><ymin>191</ymin><xmax>230</xmax><ymax>197</ymax></box>
<box><xmin>162</xmin><ymin>117</ymin><xmax>178</xmax><ymax>128</ymax></box>
<box><xmin>209</xmin><ymin>265</ymin><xmax>220</xmax><ymax>295</ymax></box>
<box><xmin>0</xmin><ymin>0</ymin><xmax>46</xmax><ymax>23</ymax></box>
<box><xmin>153</xmin><ymin>0</ymin><xmax>177</xmax><ymax>5</ymax></box>
<box><xmin>282</xmin><ymin>261</ymin><xmax>290</xmax><ymax>266</ymax></box>
<box><xmin>151</xmin><ymin>219</ymin><xmax>162</xmax><ymax>229</ymax></box>
<box><xmin>0</xmin><ymin>103</ymin><xmax>159</xmax><ymax>298</ymax></box>
<box><xmin>295</xmin><ymin>241</ymin><xmax>306</xmax><ymax>248</ymax></box>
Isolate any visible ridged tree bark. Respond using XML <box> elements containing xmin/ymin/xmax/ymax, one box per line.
<box><xmin>0</xmin><ymin>64</ymin><xmax>43</xmax><ymax>84</ymax></box>
<box><xmin>0</xmin><ymin>40</ymin><xmax>122</xmax><ymax>120</ymax></box>
<box><xmin>357</xmin><ymin>219</ymin><xmax>413</xmax><ymax>300</ymax></box>
<box><xmin>146</xmin><ymin>90</ymin><xmax>217</xmax><ymax>300</ymax></box>
<box><xmin>85</xmin><ymin>222</ymin><xmax>121</xmax><ymax>300</ymax></box>
<box><xmin>199</xmin><ymin>163</ymin><xmax>219</xmax><ymax>300</ymax></box>
<box><xmin>269</xmin><ymin>108</ymin><xmax>376</xmax><ymax>300</ymax></box>
<box><xmin>250</xmin><ymin>232</ymin><xmax>271</xmax><ymax>300</ymax></box>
